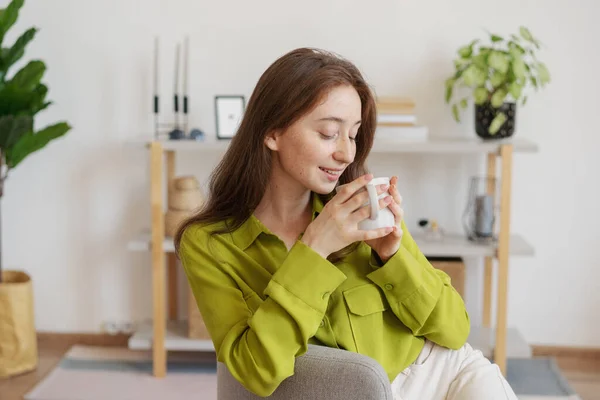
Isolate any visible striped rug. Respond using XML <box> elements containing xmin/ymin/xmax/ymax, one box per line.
<box><xmin>25</xmin><ymin>345</ymin><xmax>581</xmax><ymax>400</ymax></box>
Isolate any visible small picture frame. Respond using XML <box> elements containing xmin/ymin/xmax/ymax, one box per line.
<box><xmin>215</xmin><ymin>95</ymin><xmax>246</xmax><ymax>140</ymax></box>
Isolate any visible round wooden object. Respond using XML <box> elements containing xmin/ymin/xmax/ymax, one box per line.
<box><xmin>169</xmin><ymin>188</ymin><xmax>204</xmax><ymax>211</ymax></box>
<box><xmin>174</xmin><ymin>176</ymin><xmax>200</xmax><ymax>190</ymax></box>
<box><xmin>165</xmin><ymin>209</ymin><xmax>193</xmax><ymax>237</ymax></box>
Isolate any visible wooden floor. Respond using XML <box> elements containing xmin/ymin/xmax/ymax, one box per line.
<box><xmin>553</xmin><ymin>356</ymin><xmax>600</xmax><ymax>400</ymax></box>
<box><xmin>1</xmin><ymin>339</ymin><xmax>599</xmax><ymax>400</ymax></box>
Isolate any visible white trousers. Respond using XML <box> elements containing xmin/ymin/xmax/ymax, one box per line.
<box><xmin>391</xmin><ymin>340</ymin><xmax>518</xmax><ymax>400</ymax></box>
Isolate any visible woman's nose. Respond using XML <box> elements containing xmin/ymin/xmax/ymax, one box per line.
<box><xmin>333</xmin><ymin>137</ymin><xmax>353</xmax><ymax>163</ymax></box>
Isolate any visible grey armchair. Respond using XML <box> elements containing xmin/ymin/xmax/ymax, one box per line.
<box><xmin>217</xmin><ymin>344</ymin><xmax>394</xmax><ymax>399</ymax></box>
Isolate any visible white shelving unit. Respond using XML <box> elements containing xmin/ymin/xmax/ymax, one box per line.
<box><xmin>127</xmin><ymin>135</ymin><xmax>538</xmax><ymax>377</ymax></box>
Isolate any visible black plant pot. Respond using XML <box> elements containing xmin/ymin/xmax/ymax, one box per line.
<box><xmin>475</xmin><ymin>102</ymin><xmax>516</xmax><ymax>140</ymax></box>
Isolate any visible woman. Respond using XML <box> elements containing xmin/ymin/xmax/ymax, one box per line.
<box><xmin>175</xmin><ymin>47</ymin><xmax>517</xmax><ymax>400</ymax></box>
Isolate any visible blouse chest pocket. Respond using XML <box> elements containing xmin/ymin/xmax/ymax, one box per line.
<box><xmin>343</xmin><ymin>283</ymin><xmax>389</xmax><ymax>353</ymax></box>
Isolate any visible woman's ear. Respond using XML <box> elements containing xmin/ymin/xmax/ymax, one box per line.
<box><xmin>264</xmin><ymin>130</ymin><xmax>281</xmax><ymax>151</ymax></box>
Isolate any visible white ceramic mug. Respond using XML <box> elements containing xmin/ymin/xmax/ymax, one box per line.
<box><xmin>357</xmin><ymin>177</ymin><xmax>395</xmax><ymax>231</ymax></box>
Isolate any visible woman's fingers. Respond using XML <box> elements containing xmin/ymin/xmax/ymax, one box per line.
<box><xmin>388</xmin><ymin>201</ymin><xmax>404</xmax><ymax>233</ymax></box>
<box><xmin>389</xmin><ymin>183</ymin><xmax>402</xmax><ymax>206</ymax></box>
<box><xmin>340</xmin><ymin>183</ymin><xmax>390</xmax><ymax>213</ymax></box>
<box><xmin>377</xmin><ymin>195</ymin><xmax>393</xmax><ymax>210</ymax></box>
<box><xmin>359</xmin><ymin>226</ymin><xmax>394</xmax><ymax>241</ymax></box>
<box><xmin>344</xmin><ymin>189</ymin><xmax>371</xmax><ymax>212</ymax></box>
<box><xmin>334</xmin><ymin>174</ymin><xmax>373</xmax><ymax>203</ymax></box>
<box><xmin>377</xmin><ymin>183</ymin><xmax>390</xmax><ymax>196</ymax></box>
<box><xmin>350</xmin><ymin>203</ymin><xmax>372</xmax><ymax>223</ymax></box>
<box><xmin>350</xmin><ymin>194</ymin><xmax>393</xmax><ymax>223</ymax></box>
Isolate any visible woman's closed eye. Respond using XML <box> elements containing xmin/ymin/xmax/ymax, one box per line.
<box><xmin>319</xmin><ymin>132</ymin><xmax>337</xmax><ymax>140</ymax></box>
<box><xmin>319</xmin><ymin>132</ymin><xmax>357</xmax><ymax>141</ymax></box>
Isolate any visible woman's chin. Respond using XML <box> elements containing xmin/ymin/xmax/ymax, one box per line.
<box><xmin>310</xmin><ymin>181</ymin><xmax>338</xmax><ymax>195</ymax></box>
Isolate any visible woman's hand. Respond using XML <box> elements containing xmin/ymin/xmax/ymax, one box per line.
<box><xmin>365</xmin><ymin>176</ymin><xmax>404</xmax><ymax>263</ymax></box>
<box><xmin>301</xmin><ymin>174</ymin><xmax>393</xmax><ymax>259</ymax></box>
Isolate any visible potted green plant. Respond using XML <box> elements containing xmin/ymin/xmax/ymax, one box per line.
<box><xmin>0</xmin><ymin>0</ymin><xmax>71</xmax><ymax>378</ymax></box>
<box><xmin>445</xmin><ymin>26</ymin><xmax>551</xmax><ymax>139</ymax></box>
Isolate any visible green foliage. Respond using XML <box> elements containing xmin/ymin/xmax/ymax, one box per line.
<box><xmin>0</xmin><ymin>0</ymin><xmax>71</xmax><ymax>186</ymax></box>
<box><xmin>0</xmin><ymin>0</ymin><xmax>72</xmax><ymax>279</ymax></box>
<box><xmin>445</xmin><ymin>26</ymin><xmax>551</xmax><ymax>135</ymax></box>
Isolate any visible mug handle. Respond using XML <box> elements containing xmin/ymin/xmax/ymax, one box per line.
<box><xmin>366</xmin><ymin>183</ymin><xmax>379</xmax><ymax>221</ymax></box>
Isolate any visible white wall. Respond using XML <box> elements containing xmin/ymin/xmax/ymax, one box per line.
<box><xmin>4</xmin><ymin>0</ymin><xmax>599</xmax><ymax>347</ymax></box>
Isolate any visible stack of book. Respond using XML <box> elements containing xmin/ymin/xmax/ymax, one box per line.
<box><xmin>375</xmin><ymin>97</ymin><xmax>428</xmax><ymax>141</ymax></box>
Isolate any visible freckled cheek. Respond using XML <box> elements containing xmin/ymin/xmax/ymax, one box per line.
<box><xmin>281</xmin><ymin>149</ymin><xmax>310</xmax><ymax>179</ymax></box>
<box><xmin>297</xmin><ymin>153</ymin><xmax>313</xmax><ymax>178</ymax></box>
<box><xmin>299</xmin><ymin>143</ymin><xmax>318</xmax><ymax>164</ymax></box>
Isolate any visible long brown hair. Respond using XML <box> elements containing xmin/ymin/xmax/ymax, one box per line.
<box><xmin>174</xmin><ymin>47</ymin><xmax>377</xmax><ymax>263</ymax></box>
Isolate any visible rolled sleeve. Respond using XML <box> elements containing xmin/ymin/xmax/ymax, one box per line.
<box><xmin>265</xmin><ymin>240</ymin><xmax>347</xmax><ymax>314</ymax></box>
<box><xmin>367</xmin><ymin>246</ymin><xmax>442</xmax><ymax>305</ymax></box>
<box><xmin>366</xmin><ymin>227</ymin><xmax>470</xmax><ymax>349</ymax></box>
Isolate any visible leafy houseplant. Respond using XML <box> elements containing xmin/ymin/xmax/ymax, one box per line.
<box><xmin>0</xmin><ymin>0</ymin><xmax>71</xmax><ymax>378</ymax></box>
<box><xmin>445</xmin><ymin>26</ymin><xmax>551</xmax><ymax>139</ymax></box>
<box><xmin>0</xmin><ymin>0</ymin><xmax>71</xmax><ymax>281</ymax></box>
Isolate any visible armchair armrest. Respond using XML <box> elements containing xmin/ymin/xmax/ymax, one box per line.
<box><xmin>217</xmin><ymin>344</ymin><xmax>393</xmax><ymax>399</ymax></box>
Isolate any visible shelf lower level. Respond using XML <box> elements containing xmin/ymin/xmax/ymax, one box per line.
<box><xmin>129</xmin><ymin>321</ymin><xmax>214</xmax><ymax>351</ymax></box>
<box><xmin>128</xmin><ymin>321</ymin><xmax>531</xmax><ymax>360</ymax></box>
<box><xmin>128</xmin><ymin>231</ymin><xmax>534</xmax><ymax>258</ymax></box>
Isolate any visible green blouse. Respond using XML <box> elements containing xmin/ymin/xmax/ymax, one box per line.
<box><xmin>179</xmin><ymin>193</ymin><xmax>470</xmax><ymax>397</ymax></box>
